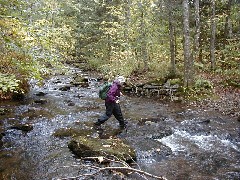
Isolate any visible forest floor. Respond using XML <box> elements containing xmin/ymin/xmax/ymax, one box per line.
<box><xmin>126</xmin><ymin>72</ymin><xmax>240</xmax><ymax>120</ymax></box>
<box><xmin>190</xmin><ymin>74</ymin><xmax>240</xmax><ymax>120</ymax></box>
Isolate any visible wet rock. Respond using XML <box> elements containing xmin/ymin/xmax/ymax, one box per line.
<box><xmin>0</xmin><ymin>141</ymin><xmax>3</xmax><ymax>148</ymax></box>
<box><xmin>150</xmin><ymin>129</ymin><xmax>173</xmax><ymax>139</ymax></box>
<box><xmin>198</xmin><ymin>119</ymin><xmax>211</xmax><ymax>124</ymax></box>
<box><xmin>0</xmin><ymin>132</ymin><xmax>4</xmax><ymax>148</ymax></box>
<box><xmin>19</xmin><ymin>107</ymin><xmax>53</xmax><ymax>120</ymax></box>
<box><xmin>54</xmin><ymin>80</ymin><xmax>62</xmax><ymax>84</ymax></box>
<box><xmin>0</xmin><ymin>133</ymin><xmax>4</xmax><ymax>139</ymax></box>
<box><xmin>1</xmin><ymin>132</ymin><xmax>6</xmax><ymax>137</ymax></box>
<box><xmin>71</xmin><ymin>75</ymin><xmax>89</xmax><ymax>87</ymax></box>
<box><xmin>0</xmin><ymin>108</ymin><xmax>11</xmax><ymax>115</ymax></box>
<box><xmin>59</xmin><ymin>86</ymin><xmax>71</xmax><ymax>91</ymax></box>
<box><xmin>12</xmin><ymin>93</ymin><xmax>25</xmax><ymax>100</ymax></box>
<box><xmin>10</xmin><ymin>123</ymin><xmax>33</xmax><ymax>132</ymax></box>
<box><xmin>35</xmin><ymin>92</ymin><xmax>47</xmax><ymax>96</ymax></box>
<box><xmin>74</xmin><ymin>75</ymin><xmax>88</xmax><ymax>83</ymax></box>
<box><xmin>68</xmin><ymin>102</ymin><xmax>75</xmax><ymax>106</ymax></box>
<box><xmin>64</xmin><ymin>100</ymin><xmax>75</xmax><ymax>106</ymax></box>
<box><xmin>74</xmin><ymin>94</ymin><xmax>84</xmax><ymax>98</ymax></box>
<box><xmin>138</xmin><ymin>117</ymin><xmax>167</xmax><ymax>126</ymax></box>
<box><xmin>68</xmin><ymin>136</ymin><xmax>136</xmax><ymax>162</ymax></box>
<box><xmin>54</xmin><ymin>124</ymin><xmax>123</xmax><ymax>139</ymax></box>
<box><xmin>34</xmin><ymin>99</ymin><xmax>47</xmax><ymax>104</ymax></box>
<box><xmin>71</xmin><ymin>81</ymin><xmax>89</xmax><ymax>87</ymax></box>
<box><xmin>53</xmin><ymin>128</ymin><xmax>92</xmax><ymax>138</ymax></box>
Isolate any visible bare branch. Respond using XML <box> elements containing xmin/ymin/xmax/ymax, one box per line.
<box><xmin>58</xmin><ymin>155</ymin><xmax>167</xmax><ymax>180</ymax></box>
<box><xmin>59</xmin><ymin>165</ymin><xmax>167</xmax><ymax>180</ymax></box>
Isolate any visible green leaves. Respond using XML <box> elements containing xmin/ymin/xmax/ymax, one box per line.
<box><xmin>194</xmin><ymin>78</ymin><xmax>213</xmax><ymax>90</ymax></box>
<box><xmin>0</xmin><ymin>73</ymin><xmax>20</xmax><ymax>93</ymax></box>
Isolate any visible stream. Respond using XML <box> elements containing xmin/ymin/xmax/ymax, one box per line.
<box><xmin>0</xmin><ymin>67</ymin><xmax>239</xmax><ymax>180</ymax></box>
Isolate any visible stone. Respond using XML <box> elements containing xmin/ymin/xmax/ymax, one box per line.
<box><xmin>59</xmin><ymin>86</ymin><xmax>71</xmax><ymax>91</ymax></box>
<box><xmin>34</xmin><ymin>99</ymin><xmax>48</xmax><ymax>104</ymax></box>
<box><xmin>71</xmin><ymin>75</ymin><xmax>89</xmax><ymax>87</ymax></box>
<box><xmin>53</xmin><ymin>128</ymin><xmax>92</xmax><ymax>138</ymax></box>
<box><xmin>10</xmin><ymin>123</ymin><xmax>33</xmax><ymax>132</ymax></box>
<box><xmin>0</xmin><ymin>108</ymin><xmax>10</xmax><ymax>115</ymax></box>
<box><xmin>68</xmin><ymin>136</ymin><xmax>136</xmax><ymax>162</ymax></box>
<box><xmin>35</xmin><ymin>92</ymin><xmax>47</xmax><ymax>96</ymax></box>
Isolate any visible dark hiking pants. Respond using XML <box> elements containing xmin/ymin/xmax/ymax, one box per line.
<box><xmin>97</xmin><ymin>102</ymin><xmax>126</xmax><ymax>126</ymax></box>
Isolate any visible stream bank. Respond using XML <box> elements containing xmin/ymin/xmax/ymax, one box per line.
<box><xmin>0</xmin><ymin>66</ymin><xmax>239</xmax><ymax>180</ymax></box>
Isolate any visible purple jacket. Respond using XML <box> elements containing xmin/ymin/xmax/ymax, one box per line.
<box><xmin>106</xmin><ymin>80</ymin><xmax>121</xmax><ymax>103</ymax></box>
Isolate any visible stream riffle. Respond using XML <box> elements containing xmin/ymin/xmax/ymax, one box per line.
<box><xmin>0</xmin><ymin>67</ymin><xmax>239</xmax><ymax>180</ymax></box>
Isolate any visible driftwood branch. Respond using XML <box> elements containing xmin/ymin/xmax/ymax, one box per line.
<box><xmin>58</xmin><ymin>156</ymin><xmax>167</xmax><ymax>180</ymax></box>
<box><xmin>59</xmin><ymin>166</ymin><xmax>167</xmax><ymax>180</ymax></box>
<box><xmin>85</xmin><ymin>166</ymin><xmax>167</xmax><ymax>179</ymax></box>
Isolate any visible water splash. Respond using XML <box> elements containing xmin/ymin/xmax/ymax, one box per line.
<box><xmin>158</xmin><ymin>129</ymin><xmax>239</xmax><ymax>155</ymax></box>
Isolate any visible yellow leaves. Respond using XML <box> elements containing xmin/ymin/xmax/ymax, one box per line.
<box><xmin>0</xmin><ymin>18</ymin><xmax>30</xmax><ymax>46</ymax></box>
<box><xmin>0</xmin><ymin>18</ymin><xmax>20</xmax><ymax>28</ymax></box>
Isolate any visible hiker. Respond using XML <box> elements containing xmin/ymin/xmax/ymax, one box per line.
<box><xmin>94</xmin><ymin>76</ymin><xmax>128</xmax><ymax>130</ymax></box>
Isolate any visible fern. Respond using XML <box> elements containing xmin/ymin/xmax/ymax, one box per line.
<box><xmin>0</xmin><ymin>73</ymin><xmax>21</xmax><ymax>93</ymax></box>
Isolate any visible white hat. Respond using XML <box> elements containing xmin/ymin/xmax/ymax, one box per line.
<box><xmin>115</xmin><ymin>76</ymin><xmax>125</xmax><ymax>83</ymax></box>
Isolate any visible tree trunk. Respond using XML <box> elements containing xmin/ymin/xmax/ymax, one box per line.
<box><xmin>222</xmin><ymin>0</ymin><xmax>232</xmax><ymax>61</ymax></box>
<box><xmin>123</xmin><ymin>0</ymin><xmax>131</xmax><ymax>41</ymax></box>
<box><xmin>210</xmin><ymin>0</ymin><xmax>216</xmax><ymax>70</ymax></box>
<box><xmin>193</xmin><ymin>0</ymin><xmax>200</xmax><ymax>62</ymax></box>
<box><xmin>169</xmin><ymin>0</ymin><xmax>176</xmax><ymax>76</ymax></box>
<box><xmin>182</xmin><ymin>0</ymin><xmax>193</xmax><ymax>88</ymax></box>
<box><xmin>139</xmin><ymin>2</ymin><xmax>148</xmax><ymax>72</ymax></box>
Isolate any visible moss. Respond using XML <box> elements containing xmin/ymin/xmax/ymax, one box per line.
<box><xmin>225</xmin><ymin>79</ymin><xmax>240</xmax><ymax>88</ymax></box>
<box><xmin>147</xmin><ymin>78</ymin><xmax>165</xmax><ymax>85</ymax></box>
<box><xmin>53</xmin><ymin>128</ymin><xmax>93</xmax><ymax>138</ymax></box>
<box><xmin>68</xmin><ymin>136</ymin><xmax>136</xmax><ymax>162</ymax></box>
<box><xmin>169</xmin><ymin>78</ymin><xmax>181</xmax><ymax>85</ymax></box>
<box><xmin>0</xmin><ymin>108</ymin><xmax>11</xmax><ymax>115</ymax></box>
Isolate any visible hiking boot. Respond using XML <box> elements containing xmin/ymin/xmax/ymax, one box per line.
<box><xmin>93</xmin><ymin>122</ymin><xmax>102</xmax><ymax>131</ymax></box>
<box><xmin>119</xmin><ymin>122</ymin><xmax>128</xmax><ymax>130</ymax></box>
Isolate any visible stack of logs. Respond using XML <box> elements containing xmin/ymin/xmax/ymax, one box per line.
<box><xmin>123</xmin><ymin>82</ymin><xmax>179</xmax><ymax>100</ymax></box>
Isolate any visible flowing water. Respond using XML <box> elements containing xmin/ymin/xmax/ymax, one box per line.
<box><xmin>0</xmin><ymin>67</ymin><xmax>239</xmax><ymax>180</ymax></box>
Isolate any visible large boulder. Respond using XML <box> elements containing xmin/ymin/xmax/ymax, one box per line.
<box><xmin>68</xmin><ymin>136</ymin><xmax>136</xmax><ymax>162</ymax></box>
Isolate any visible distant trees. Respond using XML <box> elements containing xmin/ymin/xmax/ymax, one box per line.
<box><xmin>0</xmin><ymin>0</ymin><xmax>74</xmax><ymax>99</ymax></box>
<box><xmin>71</xmin><ymin>0</ymin><xmax>239</xmax><ymax>88</ymax></box>
<box><xmin>0</xmin><ymin>0</ymin><xmax>239</xmax><ymax>99</ymax></box>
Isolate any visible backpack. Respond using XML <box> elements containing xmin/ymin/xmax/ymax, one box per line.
<box><xmin>98</xmin><ymin>82</ymin><xmax>112</xmax><ymax>100</ymax></box>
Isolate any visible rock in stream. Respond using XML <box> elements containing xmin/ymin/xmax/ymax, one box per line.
<box><xmin>68</xmin><ymin>136</ymin><xmax>136</xmax><ymax>162</ymax></box>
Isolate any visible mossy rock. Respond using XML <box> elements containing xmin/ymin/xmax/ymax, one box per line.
<box><xmin>169</xmin><ymin>78</ymin><xmax>181</xmax><ymax>85</ymax></box>
<box><xmin>147</xmin><ymin>78</ymin><xmax>165</xmax><ymax>85</ymax></box>
<box><xmin>0</xmin><ymin>108</ymin><xmax>11</xmax><ymax>115</ymax></box>
<box><xmin>53</xmin><ymin>128</ymin><xmax>92</xmax><ymax>138</ymax></box>
<box><xmin>225</xmin><ymin>79</ymin><xmax>240</xmax><ymax>88</ymax></box>
<box><xmin>68</xmin><ymin>136</ymin><xmax>136</xmax><ymax>162</ymax></box>
<box><xmin>10</xmin><ymin>123</ymin><xmax>33</xmax><ymax>132</ymax></box>
<box><xmin>71</xmin><ymin>76</ymin><xmax>89</xmax><ymax>87</ymax></box>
